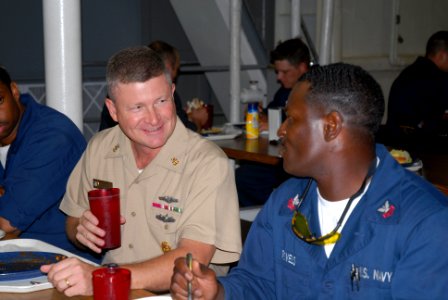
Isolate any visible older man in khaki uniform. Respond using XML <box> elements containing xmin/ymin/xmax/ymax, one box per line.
<box><xmin>41</xmin><ymin>46</ymin><xmax>242</xmax><ymax>297</ymax></box>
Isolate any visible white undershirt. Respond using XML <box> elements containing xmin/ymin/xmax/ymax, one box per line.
<box><xmin>0</xmin><ymin>144</ymin><xmax>10</xmax><ymax>168</ymax></box>
<box><xmin>317</xmin><ymin>158</ymin><xmax>379</xmax><ymax>257</ymax></box>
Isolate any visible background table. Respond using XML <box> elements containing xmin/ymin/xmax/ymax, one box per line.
<box><xmin>213</xmin><ymin>135</ymin><xmax>281</xmax><ymax>165</ymax></box>
<box><xmin>213</xmin><ymin>136</ymin><xmax>448</xmax><ymax>194</ymax></box>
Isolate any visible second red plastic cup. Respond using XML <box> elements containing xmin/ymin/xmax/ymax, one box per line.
<box><xmin>92</xmin><ymin>264</ymin><xmax>130</xmax><ymax>300</ymax></box>
<box><xmin>88</xmin><ymin>188</ymin><xmax>121</xmax><ymax>250</ymax></box>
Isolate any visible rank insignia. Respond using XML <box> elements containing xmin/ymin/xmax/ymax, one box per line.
<box><xmin>161</xmin><ymin>241</ymin><xmax>172</xmax><ymax>253</ymax></box>
<box><xmin>112</xmin><ymin>144</ymin><xmax>120</xmax><ymax>152</ymax></box>
<box><xmin>156</xmin><ymin>213</ymin><xmax>176</xmax><ymax>223</ymax></box>
<box><xmin>171</xmin><ymin>157</ymin><xmax>179</xmax><ymax>166</ymax></box>
<box><xmin>377</xmin><ymin>200</ymin><xmax>396</xmax><ymax>219</ymax></box>
<box><xmin>287</xmin><ymin>194</ymin><xmax>300</xmax><ymax>211</ymax></box>
<box><xmin>158</xmin><ymin>196</ymin><xmax>179</xmax><ymax>203</ymax></box>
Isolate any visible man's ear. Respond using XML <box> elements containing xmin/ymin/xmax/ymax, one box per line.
<box><xmin>299</xmin><ymin>62</ymin><xmax>308</xmax><ymax>75</ymax></box>
<box><xmin>10</xmin><ymin>82</ymin><xmax>21</xmax><ymax>102</ymax></box>
<box><xmin>171</xmin><ymin>83</ymin><xmax>176</xmax><ymax>100</ymax></box>
<box><xmin>323</xmin><ymin>111</ymin><xmax>343</xmax><ymax>141</ymax></box>
<box><xmin>105</xmin><ymin>98</ymin><xmax>118</xmax><ymax>122</ymax></box>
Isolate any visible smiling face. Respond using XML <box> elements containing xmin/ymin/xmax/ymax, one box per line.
<box><xmin>105</xmin><ymin>74</ymin><xmax>176</xmax><ymax>156</ymax></box>
<box><xmin>277</xmin><ymin>81</ymin><xmax>327</xmax><ymax>177</ymax></box>
<box><xmin>0</xmin><ymin>81</ymin><xmax>23</xmax><ymax>146</ymax></box>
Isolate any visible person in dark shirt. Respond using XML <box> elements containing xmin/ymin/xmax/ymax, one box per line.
<box><xmin>259</xmin><ymin>38</ymin><xmax>311</xmax><ymax>130</ymax></box>
<box><xmin>99</xmin><ymin>41</ymin><xmax>208</xmax><ymax>132</ymax></box>
<box><xmin>236</xmin><ymin>38</ymin><xmax>310</xmax><ymax>207</ymax></box>
<box><xmin>385</xmin><ymin>30</ymin><xmax>448</xmax><ymax>152</ymax></box>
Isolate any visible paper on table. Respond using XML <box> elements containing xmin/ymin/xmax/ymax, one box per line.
<box><xmin>239</xmin><ymin>206</ymin><xmax>262</xmax><ymax>222</ymax></box>
<box><xmin>135</xmin><ymin>296</ymin><xmax>172</xmax><ymax>300</ymax></box>
<box><xmin>0</xmin><ymin>239</ymin><xmax>98</xmax><ymax>293</ymax></box>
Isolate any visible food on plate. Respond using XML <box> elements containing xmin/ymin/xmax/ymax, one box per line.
<box><xmin>200</xmin><ymin>127</ymin><xmax>222</xmax><ymax>135</ymax></box>
<box><xmin>389</xmin><ymin>149</ymin><xmax>412</xmax><ymax>164</ymax></box>
<box><xmin>186</xmin><ymin>98</ymin><xmax>205</xmax><ymax>114</ymax></box>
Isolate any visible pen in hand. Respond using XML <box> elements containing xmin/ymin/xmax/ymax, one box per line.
<box><xmin>186</xmin><ymin>253</ymin><xmax>193</xmax><ymax>300</ymax></box>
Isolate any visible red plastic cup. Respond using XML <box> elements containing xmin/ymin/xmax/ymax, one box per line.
<box><xmin>88</xmin><ymin>188</ymin><xmax>121</xmax><ymax>249</ymax></box>
<box><xmin>92</xmin><ymin>264</ymin><xmax>131</xmax><ymax>300</ymax></box>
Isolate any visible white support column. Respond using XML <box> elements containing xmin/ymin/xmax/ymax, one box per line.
<box><xmin>43</xmin><ymin>0</ymin><xmax>83</xmax><ymax>131</ymax></box>
<box><xmin>319</xmin><ymin>0</ymin><xmax>335</xmax><ymax>65</ymax></box>
<box><xmin>291</xmin><ymin>0</ymin><xmax>301</xmax><ymax>38</ymax></box>
<box><xmin>331</xmin><ymin>0</ymin><xmax>342</xmax><ymax>62</ymax></box>
<box><xmin>229</xmin><ymin>0</ymin><xmax>241</xmax><ymax>123</ymax></box>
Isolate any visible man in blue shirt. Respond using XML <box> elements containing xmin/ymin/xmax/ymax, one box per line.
<box><xmin>0</xmin><ymin>66</ymin><xmax>96</xmax><ymax>260</ymax></box>
<box><xmin>171</xmin><ymin>63</ymin><xmax>448</xmax><ymax>299</ymax></box>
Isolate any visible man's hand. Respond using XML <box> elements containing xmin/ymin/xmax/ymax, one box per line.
<box><xmin>67</xmin><ymin>213</ymin><xmax>126</xmax><ymax>253</ymax></box>
<box><xmin>170</xmin><ymin>256</ymin><xmax>223</xmax><ymax>300</ymax></box>
<box><xmin>40</xmin><ymin>257</ymin><xmax>98</xmax><ymax>297</ymax></box>
<box><xmin>74</xmin><ymin>210</ymin><xmax>105</xmax><ymax>253</ymax></box>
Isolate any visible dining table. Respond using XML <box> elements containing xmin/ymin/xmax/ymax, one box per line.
<box><xmin>0</xmin><ymin>288</ymin><xmax>155</xmax><ymax>300</ymax></box>
<box><xmin>212</xmin><ymin>134</ymin><xmax>282</xmax><ymax>166</ymax></box>
<box><xmin>0</xmin><ymin>234</ymin><xmax>157</xmax><ymax>300</ymax></box>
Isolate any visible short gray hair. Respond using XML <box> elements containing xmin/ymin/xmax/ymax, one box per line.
<box><xmin>106</xmin><ymin>46</ymin><xmax>171</xmax><ymax>100</ymax></box>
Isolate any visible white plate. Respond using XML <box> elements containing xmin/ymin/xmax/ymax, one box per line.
<box><xmin>0</xmin><ymin>239</ymin><xmax>98</xmax><ymax>293</ymax></box>
<box><xmin>204</xmin><ymin>132</ymin><xmax>241</xmax><ymax>141</ymax></box>
<box><xmin>203</xmin><ymin>125</ymin><xmax>243</xmax><ymax>141</ymax></box>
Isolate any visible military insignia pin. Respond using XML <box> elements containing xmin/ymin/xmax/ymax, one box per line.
<box><xmin>377</xmin><ymin>200</ymin><xmax>396</xmax><ymax>219</ymax></box>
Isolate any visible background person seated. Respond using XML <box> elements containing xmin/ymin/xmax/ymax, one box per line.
<box><xmin>236</xmin><ymin>38</ymin><xmax>311</xmax><ymax>207</ymax></box>
<box><xmin>384</xmin><ymin>30</ymin><xmax>448</xmax><ymax>153</ymax></box>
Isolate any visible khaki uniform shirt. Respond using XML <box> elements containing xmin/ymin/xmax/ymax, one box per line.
<box><xmin>60</xmin><ymin>119</ymin><xmax>242</xmax><ymax>268</ymax></box>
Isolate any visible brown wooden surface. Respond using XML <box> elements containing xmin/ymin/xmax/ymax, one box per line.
<box><xmin>213</xmin><ymin>135</ymin><xmax>282</xmax><ymax>165</ymax></box>
<box><xmin>418</xmin><ymin>152</ymin><xmax>448</xmax><ymax>187</ymax></box>
<box><xmin>214</xmin><ymin>136</ymin><xmax>448</xmax><ymax>193</ymax></box>
<box><xmin>0</xmin><ymin>288</ymin><xmax>155</xmax><ymax>300</ymax></box>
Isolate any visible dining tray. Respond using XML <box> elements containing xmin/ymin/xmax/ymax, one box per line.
<box><xmin>0</xmin><ymin>252</ymin><xmax>67</xmax><ymax>282</ymax></box>
<box><xmin>0</xmin><ymin>239</ymin><xmax>98</xmax><ymax>293</ymax></box>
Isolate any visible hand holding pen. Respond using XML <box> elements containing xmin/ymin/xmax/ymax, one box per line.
<box><xmin>170</xmin><ymin>254</ymin><xmax>223</xmax><ymax>300</ymax></box>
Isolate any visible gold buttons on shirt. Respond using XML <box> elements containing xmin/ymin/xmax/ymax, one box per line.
<box><xmin>171</xmin><ymin>157</ymin><xmax>179</xmax><ymax>166</ymax></box>
<box><xmin>131</xmin><ymin>211</ymin><xmax>136</xmax><ymax>217</ymax></box>
<box><xmin>128</xmin><ymin>244</ymin><xmax>134</xmax><ymax>249</ymax></box>
<box><xmin>161</xmin><ymin>241</ymin><xmax>172</xmax><ymax>253</ymax></box>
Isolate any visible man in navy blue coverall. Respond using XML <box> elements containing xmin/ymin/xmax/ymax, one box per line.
<box><xmin>171</xmin><ymin>63</ymin><xmax>448</xmax><ymax>299</ymax></box>
<box><xmin>0</xmin><ymin>66</ymin><xmax>97</xmax><ymax>261</ymax></box>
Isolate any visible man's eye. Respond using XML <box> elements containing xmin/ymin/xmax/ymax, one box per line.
<box><xmin>156</xmin><ymin>98</ymin><xmax>168</xmax><ymax>105</ymax></box>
